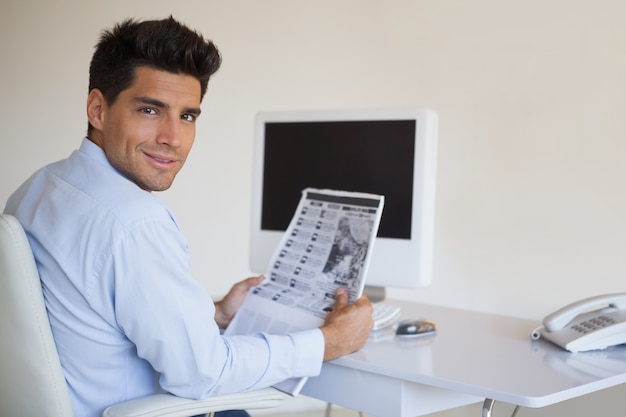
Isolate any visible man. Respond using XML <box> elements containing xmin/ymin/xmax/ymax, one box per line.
<box><xmin>4</xmin><ymin>17</ymin><xmax>373</xmax><ymax>417</ymax></box>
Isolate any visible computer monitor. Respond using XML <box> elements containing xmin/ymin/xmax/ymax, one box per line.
<box><xmin>249</xmin><ymin>108</ymin><xmax>438</xmax><ymax>299</ymax></box>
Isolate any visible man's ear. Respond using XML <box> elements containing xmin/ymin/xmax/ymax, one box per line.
<box><xmin>86</xmin><ymin>89</ymin><xmax>106</xmax><ymax>131</ymax></box>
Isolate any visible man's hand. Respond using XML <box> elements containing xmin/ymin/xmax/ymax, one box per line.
<box><xmin>320</xmin><ymin>287</ymin><xmax>374</xmax><ymax>361</ymax></box>
<box><xmin>214</xmin><ymin>275</ymin><xmax>264</xmax><ymax>329</ymax></box>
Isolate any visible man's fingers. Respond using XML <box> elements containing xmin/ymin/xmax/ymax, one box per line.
<box><xmin>334</xmin><ymin>287</ymin><xmax>348</xmax><ymax>309</ymax></box>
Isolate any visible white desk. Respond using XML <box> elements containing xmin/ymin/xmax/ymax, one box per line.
<box><xmin>301</xmin><ymin>300</ymin><xmax>626</xmax><ymax>417</ymax></box>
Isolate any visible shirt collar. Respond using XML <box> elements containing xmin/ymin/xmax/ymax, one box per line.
<box><xmin>79</xmin><ymin>137</ymin><xmax>113</xmax><ymax>169</ymax></box>
<box><xmin>78</xmin><ymin>137</ymin><xmax>143</xmax><ymax>190</ymax></box>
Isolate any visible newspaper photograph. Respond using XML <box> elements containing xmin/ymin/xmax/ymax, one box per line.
<box><xmin>224</xmin><ymin>188</ymin><xmax>384</xmax><ymax>394</ymax></box>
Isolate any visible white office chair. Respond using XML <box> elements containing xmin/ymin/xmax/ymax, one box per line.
<box><xmin>0</xmin><ymin>213</ymin><xmax>285</xmax><ymax>417</ymax></box>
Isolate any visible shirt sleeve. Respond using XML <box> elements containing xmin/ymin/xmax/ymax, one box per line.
<box><xmin>101</xmin><ymin>216</ymin><xmax>324</xmax><ymax>399</ymax></box>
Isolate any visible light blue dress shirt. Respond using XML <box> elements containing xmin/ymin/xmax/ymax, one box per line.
<box><xmin>5</xmin><ymin>138</ymin><xmax>324</xmax><ymax>417</ymax></box>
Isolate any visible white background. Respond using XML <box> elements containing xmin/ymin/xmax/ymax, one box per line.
<box><xmin>2</xmin><ymin>1</ymin><xmax>626</xmax><ymax>415</ymax></box>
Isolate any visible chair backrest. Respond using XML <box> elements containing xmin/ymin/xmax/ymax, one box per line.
<box><xmin>0</xmin><ymin>213</ymin><xmax>74</xmax><ymax>417</ymax></box>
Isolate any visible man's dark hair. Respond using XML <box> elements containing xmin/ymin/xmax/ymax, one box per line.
<box><xmin>88</xmin><ymin>16</ymin><xmax>221</xmax><ymax>133</ymax></box>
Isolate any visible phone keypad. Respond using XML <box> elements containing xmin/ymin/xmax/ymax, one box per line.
<box><xmin>571</xmin><ymin>315</ymin><xmax>615</xmax><ymax>334</ymax></box>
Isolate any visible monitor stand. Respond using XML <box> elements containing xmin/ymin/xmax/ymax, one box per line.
<box><xmin>364</xmin><ymin>285</ymin><xmax>386</xmax><ymax>303</ymax></box>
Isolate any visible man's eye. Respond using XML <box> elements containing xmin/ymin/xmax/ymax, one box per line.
<box><xmin>182</xmin><ymin>114</ymin><xmax>196</xmax><ymax>122</ymax></box>
<box><xmin>140</xmin><ymin>107</ymin><xmax>157</xmax><ymax>115</ymax></box>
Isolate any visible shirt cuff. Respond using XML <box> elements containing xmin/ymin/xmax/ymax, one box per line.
<box><xmin>290</xmin><ymin>328</ymin><xmax>325</xmax><ymax>377</ymax></box>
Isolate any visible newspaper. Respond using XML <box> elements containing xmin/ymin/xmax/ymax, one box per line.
<box><xmin>224</xmin><ymin>188</ymin><xmax>384</xmax><ymax>395</ymax></box>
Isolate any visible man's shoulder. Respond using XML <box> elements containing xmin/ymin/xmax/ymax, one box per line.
<box><xmin>7</xmin><ymin>147</ymin><xmax>176</xmax><ymax>234</ymax></box>
<box><xmin>60</xmin><ymin>146</ymin><xmax>171</xmax><ymax>218</ymax></box>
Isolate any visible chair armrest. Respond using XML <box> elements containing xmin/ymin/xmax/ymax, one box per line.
<box><xmin>102</xmin><ymin>388</ymin><xmax>286</xmax><ymax>417</ymax></box>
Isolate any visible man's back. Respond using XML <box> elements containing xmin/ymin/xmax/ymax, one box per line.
<box><xmin>5</xmin><ymin>139</ymin><xmax>181</xmax><ymax>416</ymax></box>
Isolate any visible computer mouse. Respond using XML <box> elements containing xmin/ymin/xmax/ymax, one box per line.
<box><xmin>395</xmin><ymin>319</ymin><xmax>437</xmax><ymax>337</ymax></box>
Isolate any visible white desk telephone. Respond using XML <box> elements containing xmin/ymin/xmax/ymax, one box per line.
<box><xmin>531</xmin><ymin>293</ymin><xmax>626</xmax><ymax>352</ymax></box>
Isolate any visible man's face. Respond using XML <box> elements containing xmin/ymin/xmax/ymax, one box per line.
<box><xmin>87</xmin><ymin>66</ymin><xmax>202</xmax><ymax>191</ymax></box>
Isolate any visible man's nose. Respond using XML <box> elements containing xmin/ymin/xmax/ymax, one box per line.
<box><xmin>157</xmin><ymin>116</ymin><xmax>181</xmax><ymax>147</ymax></box>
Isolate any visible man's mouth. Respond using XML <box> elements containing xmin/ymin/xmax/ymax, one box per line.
<box><xmin>152</xmin><ymin>155</ymin><xmax>175</xmax><ymax>163</ymax></box>
<box><xmin>145</xmin><ymin>151</ymin><xmax>178</xmax><ymax>167</ymax></box>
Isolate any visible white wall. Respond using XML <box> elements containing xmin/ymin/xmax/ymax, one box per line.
<box><xmin>3</xmin><ymin>1</ymin><xmax>626</xmax><ymax>415</ymax></box>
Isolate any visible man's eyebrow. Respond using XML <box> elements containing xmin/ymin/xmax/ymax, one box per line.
<box><xmin>133</xmin><ymin>96</ymin><xmax>169</xmax><ymax>109</ymax></box>
<box><xmin>185</xmin><ymin>106</ymin><xmax>202</xmax><ymax>117</ymax></box>
<box><xmin>133</xmin><ymin>96</ymin><xmax>201</xmax><ymax>116</ymax></box>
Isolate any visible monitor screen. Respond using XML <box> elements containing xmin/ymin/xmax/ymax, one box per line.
<box><xmin>250</xmin><ymin>108</ymin><xmax>438</xmax><ymax>291</ymax></box>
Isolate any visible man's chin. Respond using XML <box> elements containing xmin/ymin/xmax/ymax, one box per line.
<box><xmin>134</xmin><ymin>176</ymin><xmax>175</xmax><ymax>192</ymax></box>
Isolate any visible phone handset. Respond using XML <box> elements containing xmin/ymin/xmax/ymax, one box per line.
<box><xmin>532</xmin><ymin>293</ymin><xmax>626</xmax><ymax>352</ymax></box>
<box><xmin>543</xmin><ymin>293</ymin><xmax>626</xmax><ymax>332</ymax></box>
